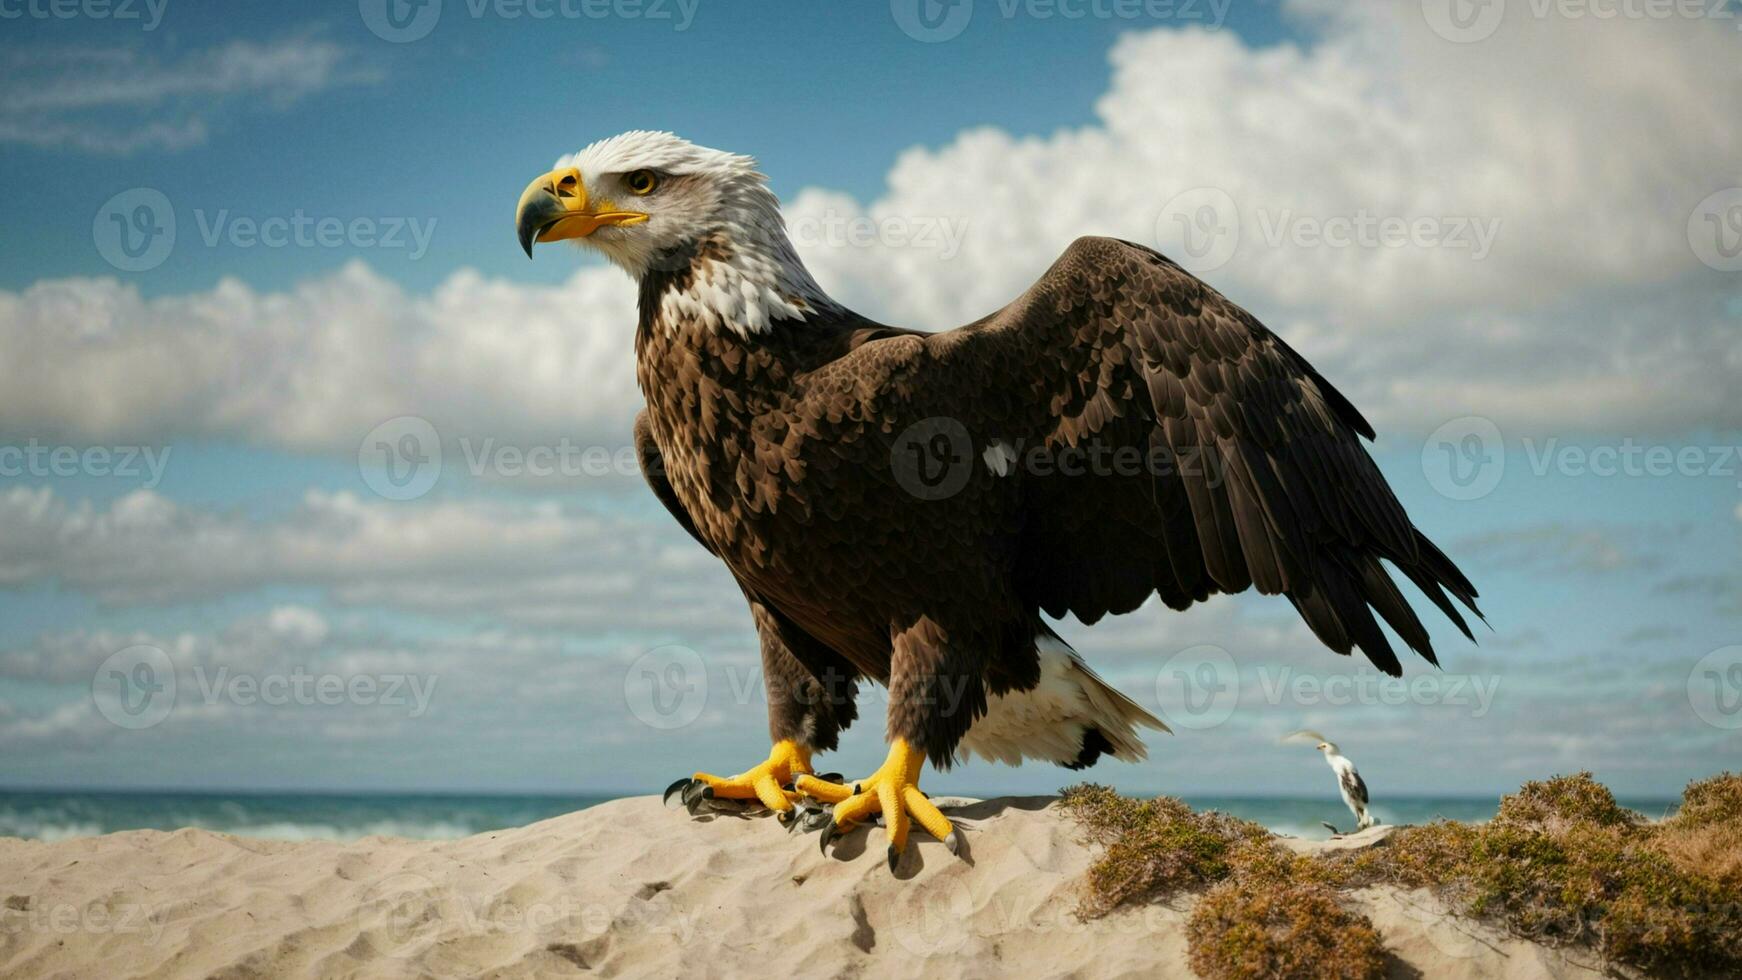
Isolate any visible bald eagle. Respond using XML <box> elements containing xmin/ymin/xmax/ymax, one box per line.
<box><xmin>515</xmin><ymin>132</ymin><xmax>1480</xmax><ymax>870</ymax></box>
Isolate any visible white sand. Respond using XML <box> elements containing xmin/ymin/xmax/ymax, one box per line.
<box><xmin>0</xmin><ymin>796</ymin><xmax>1610</xmax><ymax>978</ymax></box>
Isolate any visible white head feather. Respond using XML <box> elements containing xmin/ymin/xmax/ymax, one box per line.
<box><xmin>552</xmin><ymin>131</ymin><xmax>837</xmax><ymax>336</ymax></box>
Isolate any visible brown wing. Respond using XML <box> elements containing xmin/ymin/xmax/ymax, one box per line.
<box><xmin>634</xmin><ymin>410</ymin><xmax>713</xmax><ymax>553</ymax></box>
<box><xmin>931</xmin><ymin>236</ymin><xmax>1480</xmax><ymax>675</ymax></box>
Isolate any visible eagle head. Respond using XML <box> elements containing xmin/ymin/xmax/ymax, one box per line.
<box><xmin>515</xmin><ymin>131</ymin><xmax>835</xmax><ymax>335</ymax></box>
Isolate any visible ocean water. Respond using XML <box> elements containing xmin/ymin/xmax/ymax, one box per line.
<box><xmin>0</xmin><ymin>790</ymin><xmax>1681</xmax><ymax>842</ymax></box>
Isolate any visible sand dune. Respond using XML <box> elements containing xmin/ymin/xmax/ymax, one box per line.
<box><xmin>0</xmin><ymin>796</ymin><xmax>1610</xmax><ymax>978</ymax></box>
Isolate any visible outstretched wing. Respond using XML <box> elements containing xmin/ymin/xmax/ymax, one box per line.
<box><xmin>931</xmin><ymin>237</ymin><xmax>1481</xmax><ymax>675</ymax></box>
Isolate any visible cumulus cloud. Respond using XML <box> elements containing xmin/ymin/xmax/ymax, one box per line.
<box><xmin>4</xmin><ymin>6</ymin><xmax>1738</xmax><ymax>447</ymax></box>
<box><xmin>789</xmin><ymin>5</ymin><xmax>1742</xmax><ymax>435</ymax></box>
<box><xmin>0</xmin><ymin>263</ymin><xmax>641</xmax><ymax>451</ymax></box>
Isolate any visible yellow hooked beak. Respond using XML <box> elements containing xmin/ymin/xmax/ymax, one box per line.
<box><xmin>515</xmin><ymin>167</ymin><xmax>648</xmax><ymax>258</ymax></box>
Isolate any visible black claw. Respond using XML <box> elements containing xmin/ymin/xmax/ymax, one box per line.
<box><xmin>887</xmin><ymin>845</ymin><xmax>901</xmax><ymax>872</ymax></box>
<box><xmin>682</xmin><ymin>781</ymin><xmax>714</xmax><ymax>814</ymax></box>
<box><xmin>778</xmin><ymin>808</ymin><xmax>796</xmax><ymax>828</ymax></box>
<box><xmin>791</xmin><ymin>804</ymin><xmax>830</xmax><ymax>834</ymax></box>
<box><xmin>817</xmin><ymin>772</ymin><xmax>844</xmax><ymax>784</ymax></box>
<box><xmin>663</xmin><ymin>777</ymin><xmax>693</xmax><ymax>808</ymax></box>
<box><xmin>819</xmin><ymin>821</ymin><xmax>839</xmax><ymax>855</ymax></box>
<box><xmin>944</xmin><ymin>831</ymin><xmax>962</xmax><ymax>857</ymax></box>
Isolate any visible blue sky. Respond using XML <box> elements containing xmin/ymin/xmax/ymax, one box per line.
<box><xmin>1</xmin><ymin>0</ymin><xmax>1739</xmax><ymax>801</ymax></box>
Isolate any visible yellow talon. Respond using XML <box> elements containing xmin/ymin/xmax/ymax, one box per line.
<box><xmin>687</xmin><ymin>739</ymin><xmax>812</xmax><ymax>812</ymax></box>
<box><xmin>816</xmin><ymin>738</ymin><xmax>958</xmax><ymax>868</ymax></box>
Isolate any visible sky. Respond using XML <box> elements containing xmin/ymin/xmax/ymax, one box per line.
<box><xmin>1</xmin><ymin>0</ymin><xmax>1739</xmax><ymax>801</ymax></box>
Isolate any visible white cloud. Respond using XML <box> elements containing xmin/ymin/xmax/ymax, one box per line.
<box><xmin>788</xmin><ymin>6</ymin><xmax>1742</xmax><ymax>435</ymax></box>
<box><xmin>0</xmin><ymin>484</ymin><xmax>744</xmax><ymax>631</ymax></box>
<box><xmin>4</xmin><ymin>6</ymin><xmax>1737</xmax><ymax>445</ymax></box>
<box><xmin>0</xmin><ymin>262</ymin><xmax>642</xmax><ymax>451</ymax></box>
<box><xmin>0</xmin><ymin>36</ymin><xmax>377</xmax><ymax>154</ymax></box>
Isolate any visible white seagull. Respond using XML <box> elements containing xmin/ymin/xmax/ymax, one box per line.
<box><xmin>1282</xmin><ymin>730</ymin><xmax>1374</xmax><ymax>834</ymax></box>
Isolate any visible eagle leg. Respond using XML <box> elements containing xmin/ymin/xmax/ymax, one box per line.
<box><xmin>666</xmin><ymin>738</ymin><xmax>812</xmax><ymax>815</ymax></box>
<box><xmin>810</xmin><ymin>738</ymin><xmax>960</xmax><ymax>870</ymax></box>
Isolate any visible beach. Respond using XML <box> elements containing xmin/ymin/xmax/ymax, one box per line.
<box><xmin>0</xmin><ymin>795</ymin><xmax>1615</xmax><ymax>979</ymax></box>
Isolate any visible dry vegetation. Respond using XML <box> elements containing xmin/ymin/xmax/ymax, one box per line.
<box><xmin>1059</xmin><ymin>784</ymin><xmax>1388</xmax><ymax>980</ymax></box>
<box><xmin>1061</xmin><ymin>772</ymin><xmax>1742</xmax><ymax>980</ymax></box>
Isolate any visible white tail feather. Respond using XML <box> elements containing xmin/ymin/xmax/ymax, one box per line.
<box><xmin>958</xmin><ymin>633</ymin><xmax>1169</xmax><ymax>767</ymax></box>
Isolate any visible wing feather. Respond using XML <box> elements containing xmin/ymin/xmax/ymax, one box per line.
<box><xmin>936</xmin><ymin>237</ymin><xmax>1481</xmax><ymax>675</ymax></box>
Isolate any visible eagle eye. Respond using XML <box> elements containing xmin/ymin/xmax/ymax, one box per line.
<box><xmin>625</xmin><ymin>170</ymin><xmax>659</xmax><ymax>195</ymax></box>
